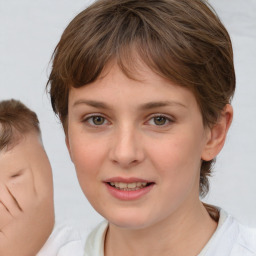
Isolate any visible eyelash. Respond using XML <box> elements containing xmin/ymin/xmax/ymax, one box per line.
<box><xmin>11</xmin><ymin>174</ymin><xmax>21</xmax><ymax>178</ymax></box>
<box><xmin>82</xmin><ymin>113</ymin><xmax>174</xmax><ymax>127</ymax></box>
<box><xmin>82</xmin><ymin>114</ymin><xmax>110</xmax><ymax>127</ymax></box>
<box><xmin>146</xmin><ymin>114</ymin><xmax>174</xmax><ymax>127</ymax></box>
<box><xmin>10</xmin><ymin>170</ymin><xmax>24</xmax><ymax>179</ymax></box>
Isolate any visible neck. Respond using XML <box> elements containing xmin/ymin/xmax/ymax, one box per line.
<box><xmin>105</xmin><ymin>200</ymin><xmax>217</xmax><ymax>256</ymax></box>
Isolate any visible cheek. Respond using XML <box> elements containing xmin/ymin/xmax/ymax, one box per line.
<box><xmin>69</xmin><ymin>136</ymin><xmax>107</xmax><ymax>193</ymax></box>
<box><xmin>71</xmin><ymin>142</ymin><xmax>104</xmax><ymax>171</ymax></box>
<box><xmin>148</xmin><ymin>134</ymin><xmax>203</xmax><ymax>185</ymax></box>
<box><xmin>147</xmin><ymin>138</ymin><xmax>202</xmax><ymax>211</ymax></box>
<box><xmin>150</xmin><ymin>134</ymin><xmax>202</xmax><ymax>166</ymax></box>
<box><xmin>33</xmin><ymin>160</ymin><xmax>53</xmax><ymax>197</ymax></box>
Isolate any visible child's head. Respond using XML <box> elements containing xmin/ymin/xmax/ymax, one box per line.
<box><xmin>0</xmin><ymin>99</ymin><xmax>54</xmax><ymax>255</ymax></box>
<box><xmin>0</xmin><ymin>99</ymin><xmax>41</xmax><ymax>151</ymax></box>
<box><xmin>47</xmin><ymin>0</ymin><xmax>235</xmax><ymax>197</ymax></box>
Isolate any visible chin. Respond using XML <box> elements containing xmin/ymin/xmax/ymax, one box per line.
<box><xmin>104</xmin><ymin>210</ymin><xmax>155</xmax><ymax>230</ymax></box>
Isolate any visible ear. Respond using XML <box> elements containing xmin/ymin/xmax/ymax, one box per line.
<box><xmin>201</xmin><ymin>104</ymin><xmax>233</xmax><ymax>161</ymax></box>
<box><xmin>65</xmin><ymin>136</ymin><xmax>73</xmax><ymax>163</ymax></box>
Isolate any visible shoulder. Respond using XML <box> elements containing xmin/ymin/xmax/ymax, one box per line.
<box><xmin>235</xmin><ymin>222</ymin><xmax>256</xmax><ymax>255</ymax></box>
<box><xmin>84</xmin><ymin>220</ymin><xmax>108</xmax><ymax>256</ymax></box>
<box><xmin>207</xmin><ymin>209</ymin><xmax>256</xmax><ymax>256</ymax></box>
<box><xmin>36</xmin><ymin>225</ymin><xmax>84</xmax><ymax>256</ymax></box>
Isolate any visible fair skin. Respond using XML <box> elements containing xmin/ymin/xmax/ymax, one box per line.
<box><xmin>0</xmin><ymin>132</ymin><xmax>54</xmax><ymax>256</ymax></box>
<box><xmin>66</xmin><ymin>62</ymin><xmax>233</xmax><ymax>256</ymax></box>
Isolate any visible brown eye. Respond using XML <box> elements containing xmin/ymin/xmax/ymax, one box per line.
<box><xmin>87</xmin><ymin>116</ymin><xmax>106</xmax><ymax>125</ymax></box>
<box><xmin>153</xmin><ymin>116</ymin><xmax>167</xmax><ymax>125</ymax></box>
<box><xmin>93</xmin><ymin>116</ymin><xmax>105</xmax><ymax>125</ymax></box>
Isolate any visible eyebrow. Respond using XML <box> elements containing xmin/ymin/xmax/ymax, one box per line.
<box><xmin>73</xmin><ymin>100</ymin><xmax>110</xmax><ymax>109</ymax></box>
<box><xmin>72</xmin><ymin>100</ymin><xmax>187</xmax><ymax>110</ymax></box>
<box><xmin>139</xmin><ymin>101</ymin><xmax>187</xmax><ymax>110</ymax></box>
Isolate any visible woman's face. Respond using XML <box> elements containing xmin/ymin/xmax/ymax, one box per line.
<box><xmin>66</xmin><ymin>62</ymin><xmax>212</xmax><ymax>229</ymax></box>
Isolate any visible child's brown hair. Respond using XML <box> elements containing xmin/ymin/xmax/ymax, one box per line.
<box><xmin>0</xmin><ymin>99</ymin><xmax>40</xmax><ymax>151</ymax></box>
<box><xmin>47</xmin><ymin>0</ymin><xmax>236</xmax><ymax>196</ymax></box>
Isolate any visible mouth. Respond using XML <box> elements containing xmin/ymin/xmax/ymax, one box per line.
<box><xmin>107</xmin><ymin>181</ymin><xmax>153</xmax><ymax>191</ymax></box>
<box><xmin>104</xmin><ymin>178</ymin><xmax>155</xmax><ymax>200</ymax></box>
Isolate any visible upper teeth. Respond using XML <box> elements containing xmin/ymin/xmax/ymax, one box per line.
<box><xmin>110</xmin><ymin>182</ymin><xmax>147</xmax><ymax>189</ymax></box>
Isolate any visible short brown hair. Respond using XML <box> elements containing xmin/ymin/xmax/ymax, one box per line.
<box><xmin>47</xmin><ymin>0</ymin><xmax>235</xmax><ymax>196</ymax></box>
<box><xmin>0</xmin><ymin>99</ymin><xmax>40</xmax><ymax>151</ymax></box>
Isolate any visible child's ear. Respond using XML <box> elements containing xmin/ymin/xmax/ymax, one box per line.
<box><xmin>65</xmin><ymin>136</ymin><xmax>73</xmax><ymax>163</ymax></box>
<box><xmin>201</xmin><ymin>104</ymin><xmax>233</xmax><ymax>161</ymax></box>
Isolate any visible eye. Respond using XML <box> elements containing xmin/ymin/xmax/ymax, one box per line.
<box><xmin>147</xmin><ymin>115</ymin><xmax>173</xmax><ymax>126</ymax></box>
<box><xmin>11</xmin><ymin>173</ymin><xmax>20</xmax><ymax>178</ymax></box>
<box><xmin>84</xmin><ymin>115</ymin><xmax>109</xmax><ymax>126</ymax></box>
<box><xmin>10</xmin><ymin>169</ymin><xmax>24</xmax><ymax>179</ymax></box>
<box><xmin>153</xmin><ymin>116</ymin><xmax>167</xmax><ymax>125</ymax></box>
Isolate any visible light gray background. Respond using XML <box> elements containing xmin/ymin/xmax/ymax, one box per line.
<box><xmin>0</xmin><ymin>0</ymin><xmax>256</xmax><ymax>239</ymax></box>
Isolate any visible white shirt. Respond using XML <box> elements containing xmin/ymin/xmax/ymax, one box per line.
<box><xmin>84</xmin><ymin>209</ymin><xmax>256</xmax><ymax>256</ymax></box>
<box><xmin>36</xmin><ymin>225</ymin><xmax>84</xmax><ymax>256</ymax></box>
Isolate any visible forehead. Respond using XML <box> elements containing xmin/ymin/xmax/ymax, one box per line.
<box><xmin>69</xmin><ymin>61</ymin><xmax>198</xmax><ymax>110</ymax></box>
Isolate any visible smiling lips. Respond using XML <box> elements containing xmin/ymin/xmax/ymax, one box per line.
<box><xmin>109</xmin><ymin>181</ymin><xmax>148</xmax><ymax>191</ymax></box>
<box><xmin>104</xmin><ymin>178</ymin><xmax>155</xmax><ymax>200</ymax></box>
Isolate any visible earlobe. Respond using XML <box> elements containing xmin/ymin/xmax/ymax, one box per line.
<box><xmin>201</xmin><ymin>104</ymin><xmax>233</xmax><ymax>161</ymax></box>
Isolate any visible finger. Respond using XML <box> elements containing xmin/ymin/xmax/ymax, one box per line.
<box><xmin>6</xmin><ymin>186</ymin><xmax>23</xmax><ymax>212</ymax></box>
<box><xmin>0</xmin><ymin>186</ymin><xmax>22</xmax><ymax>217</ymax></box>
<box><xmin>0</xmin><ymin>201</ymin><xmax>12</xmax><ymax>229</ymax></box>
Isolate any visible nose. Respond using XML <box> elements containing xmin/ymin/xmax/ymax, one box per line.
<box><xmin>109</xmin><ymin>125</ymin><xmax>145</xmax><ymax>169</ymax></box>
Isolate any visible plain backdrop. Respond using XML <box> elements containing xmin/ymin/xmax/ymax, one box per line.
<box><xmin>1</xmin><ymin>0</ymin><xmax>256</xmax><ymax>240</ymax></box>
